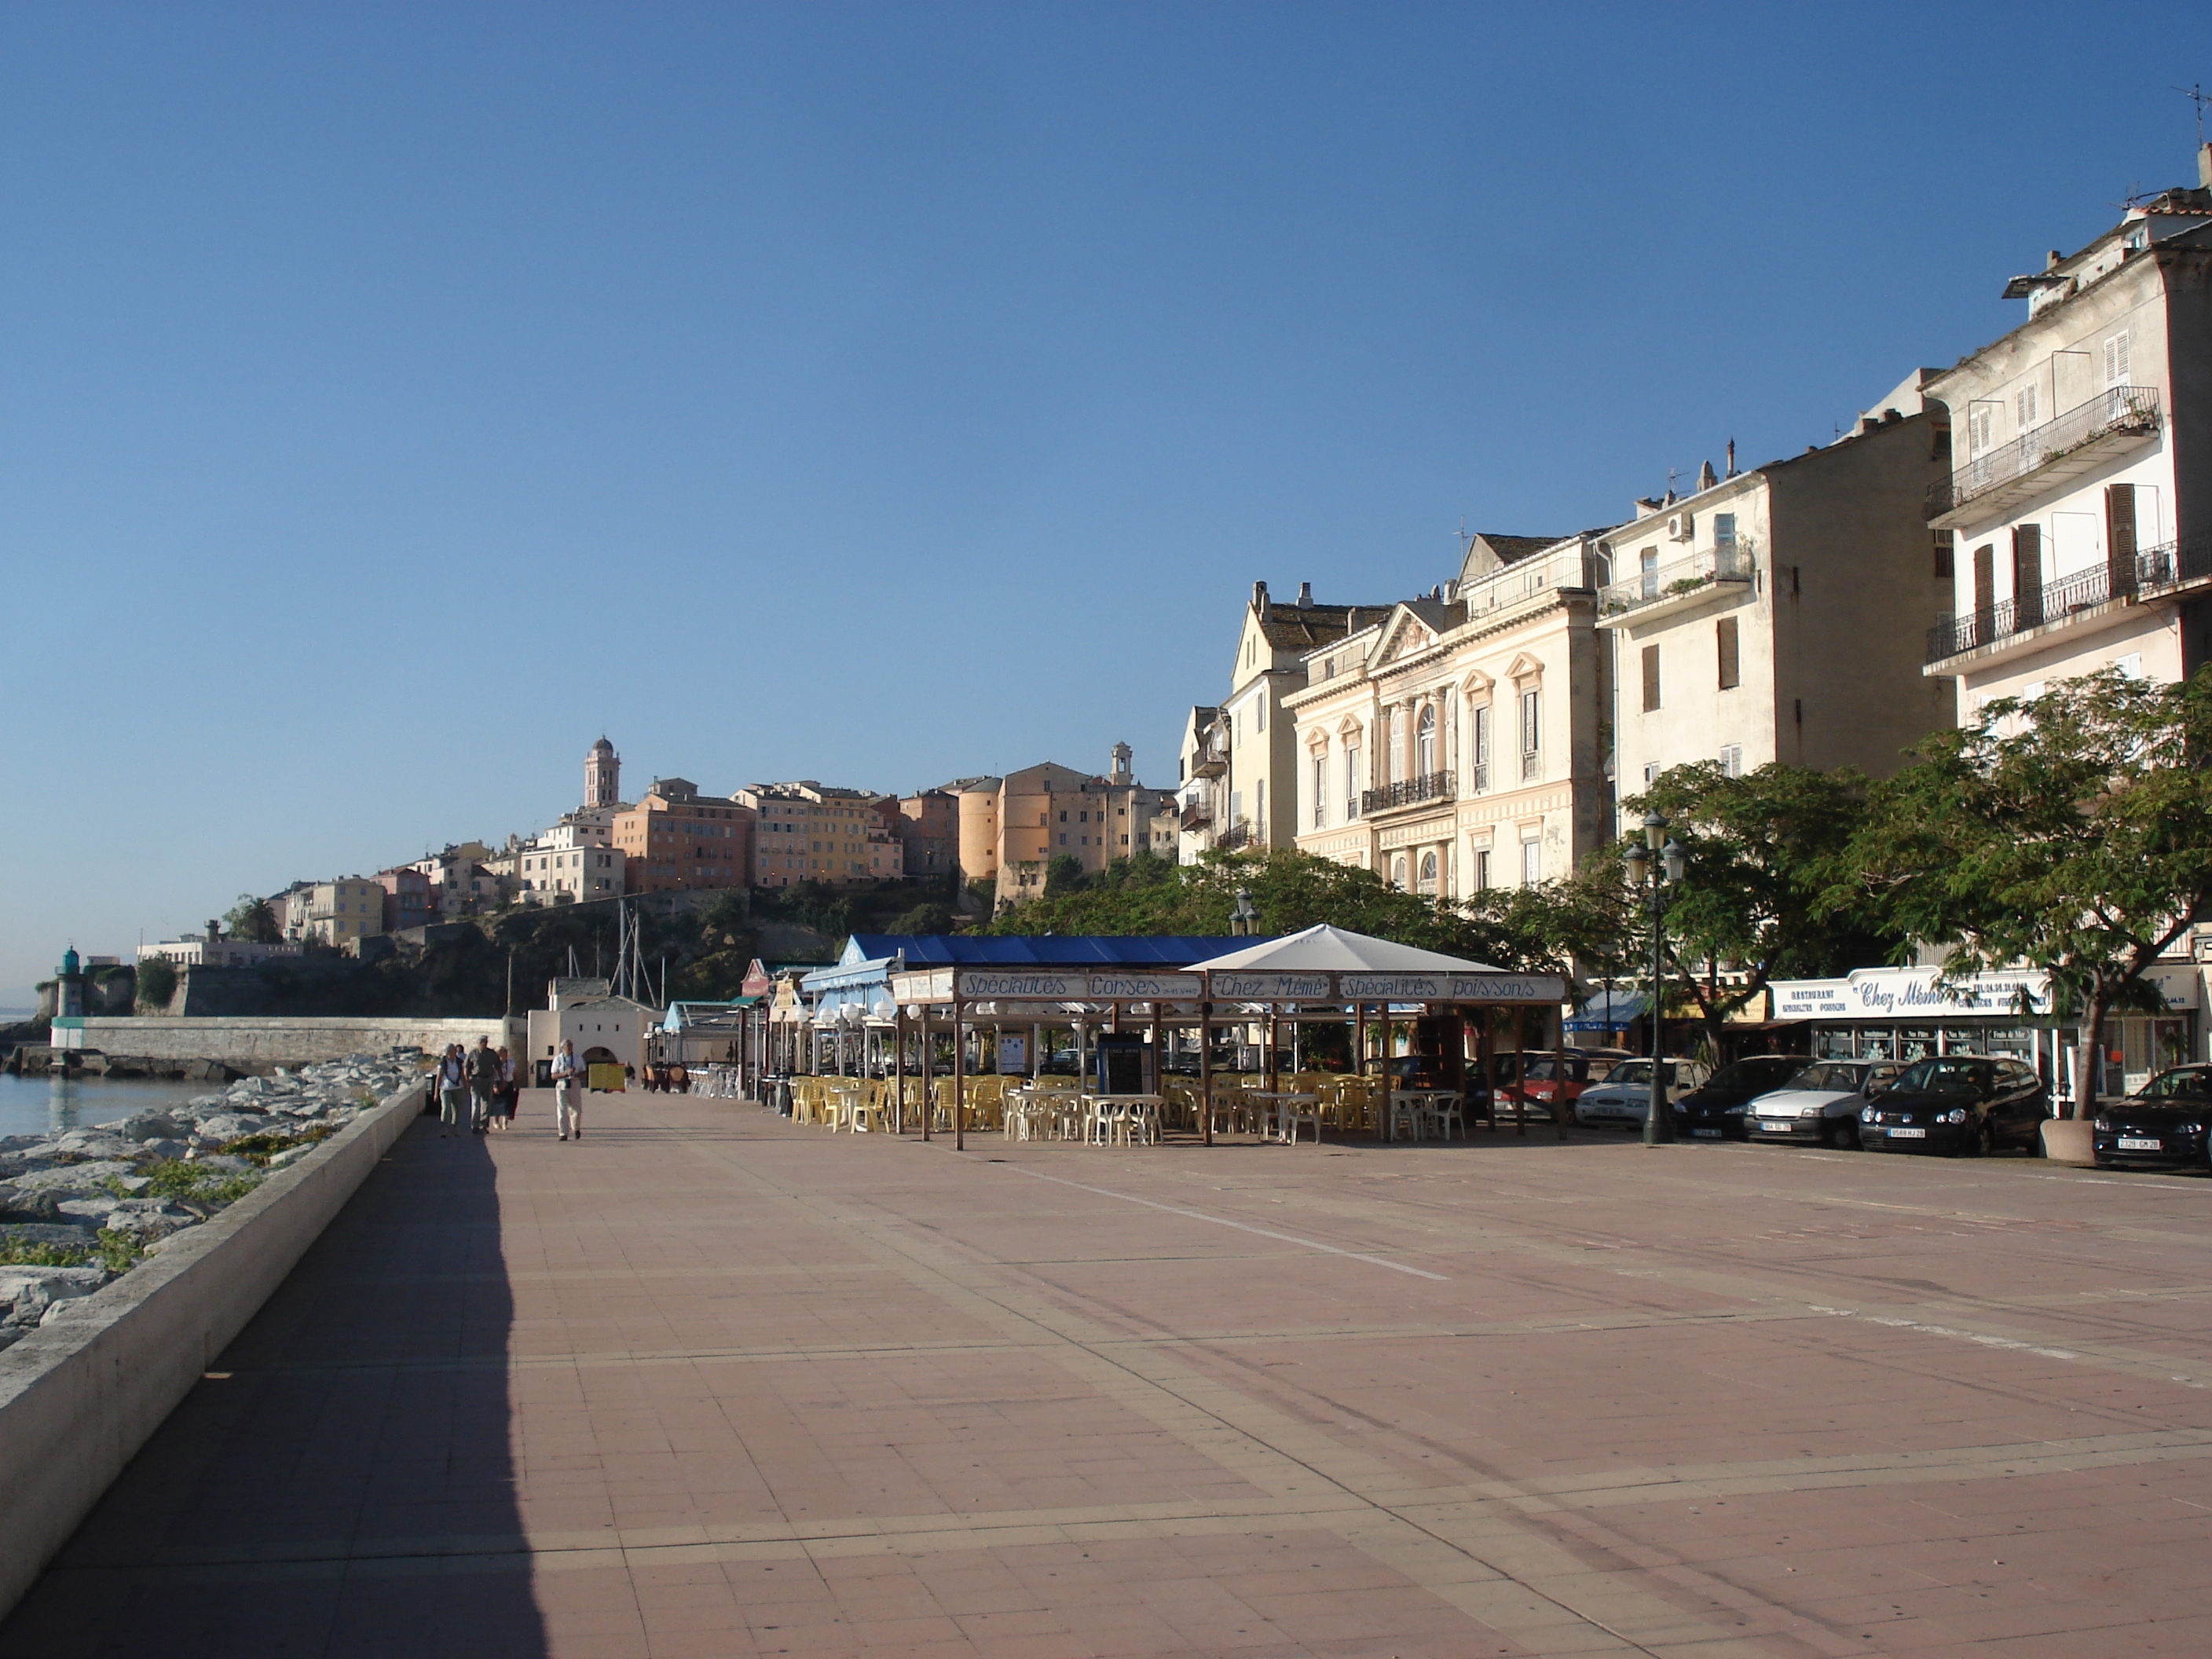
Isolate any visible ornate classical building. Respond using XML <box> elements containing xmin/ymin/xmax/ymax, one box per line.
<box><xmin>1285</xmin><ymin>533</ymin><xmax>1613</xmax><ymax>896</ymax></box>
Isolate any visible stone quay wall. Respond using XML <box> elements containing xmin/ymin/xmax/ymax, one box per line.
<box><xmin>54</xmin><ymin>1016</ymin><xmax>518</xmax><ymax>1068</ymax></box>
<box><xmin>0</xmin><ymin>1078</ymin><xmax>428</xmax><ymax>1621</ymax></box>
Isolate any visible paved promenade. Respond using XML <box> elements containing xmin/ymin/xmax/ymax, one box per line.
<box><xmin>6</xmin><ymin>1090</ymin><xmax>2212</xmax><ymax>1657</ymax></box>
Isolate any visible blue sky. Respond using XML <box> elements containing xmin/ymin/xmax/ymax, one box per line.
<box><xmin>5</xmin><ymin>1</ymin><xmax>2210</xmax><ymax>1001</ymax></box>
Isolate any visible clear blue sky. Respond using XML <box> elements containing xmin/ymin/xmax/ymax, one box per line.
<box><xmin>5</xmin><ymin>1</ymin><xmax>2210</xmax><ymax>1001</ymax></box>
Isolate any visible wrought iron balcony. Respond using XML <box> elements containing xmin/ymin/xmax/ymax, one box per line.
<box><xmin>1361</xmin><ymin>771</ymin><xmax>1455</xmax><ymax>815</ymax></box>
<box><xmin>1924</xmin><ymin>537</ymin><xmax>2212</xmax><ymax>663</ymax></box>
<box><xmin>1178</xmin><ymin>799</ymin><xmax>1214</xmax><ymax>832</ymax></box>
<box><xmin>1927</xmin><ymin>386</ymin><xmax>2160</xmax><ymax>525</ymax></box>
<box><xmin>1214</xmin><ymin>820</ymin><xmax>1254</xmax><ymax>851</ymax></box>
<box><xmin>1598</xmin><ymin>544</ymin><xmax>1754</xmax><ymax>623</ymax></box>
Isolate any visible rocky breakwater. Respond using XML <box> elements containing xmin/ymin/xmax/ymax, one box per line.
<box><xmin>0</xmin><ymin>1053</ymin><xmax>420</xmax><ymax>1348</ymax></box>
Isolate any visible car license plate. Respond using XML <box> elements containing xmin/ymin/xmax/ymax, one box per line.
<box><xmin>1693</xmin><ymin>1128</ymin><xmax>1722</xmax><ymax>1138</ymax></box>
<box><xmin>2118</xmin><ymin>1137</ymin><xmax>2163</xmax><ymax>1152</ymax></box>
<box><xmin>1760</xmin><ymin>1120</ymin><xmax>1793</xmax><ymax>1132</ymax></box>
<box><xmin>1888</xmin><ymin>1126</ymin><xmax>1926</xmax><ymax>1139</ymax></box>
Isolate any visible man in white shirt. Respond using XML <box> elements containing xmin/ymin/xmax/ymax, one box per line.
<box><xmin>551</xmin><ymin>1039</ymin><xmax>583</xmax><ymax>1141</ymax></box>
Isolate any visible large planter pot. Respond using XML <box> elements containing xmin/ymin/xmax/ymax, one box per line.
<box><xmin>2040</xmin><ymin>1118</ymin><xmax>2095</xmax><ymax>1166</ymax></box>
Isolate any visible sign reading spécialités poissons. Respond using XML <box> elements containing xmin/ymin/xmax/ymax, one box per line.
<box><xmin>1767</xmin><ymin>966</ymin><xmax>2053</xmax><ymax>1020</ymax></box>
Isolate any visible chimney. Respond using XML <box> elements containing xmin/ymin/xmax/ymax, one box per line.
<box><xmin>1253</xmin><ymin>580</ymin><xmax>1269</xmax><ymax>615</ymax></box>
<box><xmin>2045</xmin><ymin>249</ymin><xmax>2062</xmax><ymax>271</ymax></box>
<box><xmin>1725</xmin><ymin>438</ymin><xmax>1737</xmax><ymax>477</ymax></box>
<box><xmin>1296</xmin><ymin>580</ymin><xmax>1313</xmax><ymax>606</ymax></box>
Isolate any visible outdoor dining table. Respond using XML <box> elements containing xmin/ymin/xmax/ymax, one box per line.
<box><xmin>1243</xmin><ymin>1092</ymin><xmax>1320</xmax><ymax>1144</ymax></box>
<box><xmin>1086</xmin><ymin>1093</ymin><xmax>1164</xmax><ymax>1147</ymax></box>
<box><xmin>1382</xmin><ymin>1089</ymin><xmax>1457</xmax><ymax>1143</ymax></box>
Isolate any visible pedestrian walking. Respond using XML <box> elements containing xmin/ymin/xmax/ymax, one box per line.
<box><xmin>467</xmin><ymin>1035</ymin><xmax>501</xmax><ymax>1133</ymax></box>
<box><xmin>551</xmin><ymin>1038</ymin><xmax>583</xmax><ymax>1141</ymax></box>
<box><xmin>437</xmin><ymin>1044</ymin><xmax>468</xmax><ymax>1137</ymax></box>
<box><xmin>496</xmin><ymin>1046</ymin><xmax>518</xmax><ymax>1129</ymax></box>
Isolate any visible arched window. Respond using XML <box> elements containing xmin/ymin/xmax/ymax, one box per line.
<box><xmin>1417</xmin><ymin>851</ymin><xmax>1439</xmax><ymax>895</ymax></box>
<box><xmin>1390</xmin><ymin>854</ymin><xmax>1408</xmax><ymax>890</ymax></box>
<box><xmin>1417</xmin><ymin>706</ymin><xmax>1437</xmax><ymax>778</ymax></box>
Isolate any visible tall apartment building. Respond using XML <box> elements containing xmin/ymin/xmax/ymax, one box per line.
<box><xmin>737</xmin><ymin>781</ymin><xmax>902</xmax><ymax>888</ymax></box>
<box><xmin>373</xmin><ymin>866</ymin><xmax>433</xmax><ymax>932</ymax></box>
<box><xmin>301</xmin><ymin>878</ymin><xmax>387</xmax><ymax>946</ymax></box>
<box><xmin>1287</xmin><ymin>532</ymin><xmax>1611</xmax><ymax>895</ymax></box>
<box><xmin>613</xmin><ymin>779</ymin><xmax>756</xmax><ymax>894</ymax></box>
<box><xmin>1605</xmin><ymin>376</ymin><xmax>1958</xmax><ymax>800</ymax></box>
<box><xmin>1176</xmin><ymin>582</ymin><xmax>1389</xmax><ymax>862</ymax></box>
<box><xmin>1921</xmin><ymin>146</ymin><xmax>2212</xmax><ymax>716</ymax></box>
<box><xmin>980</xmin><ymin>751</ymin><xmax>1177</xmax><ymax>907</ymax></box>
<box><xmin>510</xmin><ymin>812</ymin><xmax>625</xmax><ymax>903</ymax></box>
<box><xmin>895</xmin><ymin>789</ymin><xmax>959</xmax><ymax>882</ymax></box>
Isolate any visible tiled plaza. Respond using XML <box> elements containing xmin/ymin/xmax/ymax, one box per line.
<box><xmin>5</xmin><ymin>1090</ymin><xmax>2211</xmax><ymax>1657</ymax></box>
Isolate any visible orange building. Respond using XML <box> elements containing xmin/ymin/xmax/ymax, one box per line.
<box><xmin>611</xmin><ymin>778</ymin><xmax>755</xmax><ymax>895</ymax></box>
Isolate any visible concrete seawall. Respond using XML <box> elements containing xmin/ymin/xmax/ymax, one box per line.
<box><xmin>0</xmin><ymin>1079</ymin><xmax>429</xmax><ymax>1620</ymax></box>
<box><xmin>51</xmin><ymin>1015</ymin><xmax>516</xmax><ymax>1068</ymax></box>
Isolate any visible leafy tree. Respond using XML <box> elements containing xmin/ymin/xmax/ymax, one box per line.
<box><xmin>1043</xmin><ymin>854</ymin><xmax>1086</xmax><ymax>897</ymax></box>
<box><xmin>888</xmin><ymin>901</ymin><xmax>954</xmax><ymax>936</ymax></box>
<box><xmin>1843</xmin><ymin>668</ymin><xmax>2212</xmax><ymax>1119</ymax></box>
<box><xmin>135</xmin><ymin>956</ymin><xmax>178</xmax><ymax>1009</ymax></box>
<box><xmin>1613</xmin><ymin>761</ymin><xmax>1892</xmax><ymax>1055</ymax></box>
<box><xmin>222</xmin><ymin>893</ymin><xmax>283</xmax><ymax>943</ymax></box>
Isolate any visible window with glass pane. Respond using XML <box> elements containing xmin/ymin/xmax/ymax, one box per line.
<box><xmin>1345</xmin><ymin>743</ymin><xmax>1361</xmax><ymax>819</ymax></box>
<box><xmin>1471</xmin><ymin>704</ymin><xmax>1490</xmax><ymax>791</ymax></box>
<box><xmin>1519</xmin><ymin>690</ymin><xmax>1540</xmax><ymax>780</ymax></box>
<box><xmin>1417</xmin><ymin>706</ymin><xmax>1436</xmax><ymax>777</ymax></box>
<box><xmin>1311</xmin><ymin>755</ymin><xmax>1326</xmax><ymax>828</ymax></box>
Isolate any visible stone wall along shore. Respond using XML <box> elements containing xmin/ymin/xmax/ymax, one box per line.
<box><xmin>51</xmin><ymin>1014</ymin><xmax>515</xmax><ymax>1069</ymax></box>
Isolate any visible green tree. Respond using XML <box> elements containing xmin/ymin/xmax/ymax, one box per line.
<box><xmin>135</xmin><ymin>956</ymin><xmax>178</xmax><ymax>1009</ymax></box>
<box><xmin>1043</xmin><ymin>854</ymin><xmax>1087</xmax><ymax>897</ymax></box>
<box><xmin>222</xmin><ymin>893</ymin><xmax>282</xmax><ymax>943</ymax></box>
<box><xmin>1613</xmin><ymin>761</ymin><xmax>1890</xmax><ymax>1055</ymax></box>
<box><xmin>1843</xmin><ymin>668</ymin><xmax>2212</xmax><ymax>1118</ymax></box>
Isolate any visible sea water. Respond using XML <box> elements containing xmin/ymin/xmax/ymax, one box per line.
<box><xmin>0</xmin><ymin>1072</ymin><xmax>217</xmax><ymax>1141</ymax></box>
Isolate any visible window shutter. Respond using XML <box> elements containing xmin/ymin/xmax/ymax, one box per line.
<box><xmin>2012</xmin><ymin>524</ymin><xmax>2045</xmax><ymax>627</ymax></box>
<box><xmin>1716</xmin><ymin>617</ymin><xmax>1740</xmax><ymax>690</ymax></box>
<box><xmin>1641</xmin><ymin>645</ymin><xmax>1661</xmax><ymax>712</ymax></box>
<box><xmin>2106</xmin><ymin>484</ymin><xmax>2137</xmax><ymax>595</ymax></box>
<box><xmin>1972</xmin><ymin>543</ymin><xmax>1995</xmax><ymax>617</ymax></box>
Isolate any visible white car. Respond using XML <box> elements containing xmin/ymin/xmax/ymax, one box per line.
<box><xmin>1745</xmin><ymin>1060</ymin><xmax>1903</xmax><ymax>1149</ymax></box>
<box><xmin>1573</xmin><ymin>1058</ymin><xmax>1711</xmax><ymax>1130</ymax></box>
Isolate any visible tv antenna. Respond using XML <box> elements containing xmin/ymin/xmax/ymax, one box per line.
<box><xmin>1456</xmin><ymin>516</ymin><xmax>1468</xmax><ymax>549</ymax></box>
<box><xmin>2179</xmin><ymin>82</ymin><xmax>2210</xmax><ymax>145</ymax></box>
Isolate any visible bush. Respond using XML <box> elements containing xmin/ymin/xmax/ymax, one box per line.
<box><xmin>138</xmin><ymin>1159</ymin><xmax>263</xmax><ymax>1207</ymax></box>
<box><xmin>135</xmin><ymin>956</ymin><xmax>178</xmax><ymax>1009</ymax></box>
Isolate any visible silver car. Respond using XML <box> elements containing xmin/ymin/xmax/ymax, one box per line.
<box><xmin>1745</xmin><ymin>1060</ymin><xmax>1902</xmax><ymax>1150</ymax></box>
<box><xmin>1574</xmin><ymin>1058</ymin><xmax>1710</xmax><ymax>1130</ymax></box>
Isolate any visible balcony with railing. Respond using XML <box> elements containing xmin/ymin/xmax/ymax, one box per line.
<box><xmin>1188</xmin><ymin>749</ymin><xmax>1227</xmax><ymax>779</ymax></box>
<box><xmin>1924</xmin><ymin>537</ymin><xmax>2212</xmax><ymax>665</ymax></box>
<box><xmin>1462</xmin><ymin>543</ymin><xmax>1595</xmax><ymax>624</ymax></box>
<box><xmin>1598</xmin><ymin>544</ymin><xmax>1754</xmax><ymax>625</ymax></box>
<box><xmin>1927</xmin><ymin>386</ymin><xmax>2161</xmax><ymax>526</ymax></box>
<box><xmin>1213</xmin><ymin>820</ymin><xmax>1254</xmax><ymax>851</ymax></box>
<box><xmin>1361</xmin><ymin>771</ymin><xmax>1455</xmax><ymax>816</ymax></box>
<box><xmin>1178</xmin><ymin>798</ymin><xmax>1214</xmax><ymax>833</ymax></box>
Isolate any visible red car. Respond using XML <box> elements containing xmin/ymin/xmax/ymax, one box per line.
<box><xmin>1501</xmin><ymin>1048</ymin><xmax>1637</xmax><ymax>1112</ymax></box>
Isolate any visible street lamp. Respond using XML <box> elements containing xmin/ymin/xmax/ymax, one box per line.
<box><xmin>1230</xmin><ymin>886</ymin><xmax>1259</xmax><ymax>937</ymax></box>
<box><xmin>1622</xmin><ymin>811</ymin><xmax>1686</xmax><ymax>1146</ymax></box>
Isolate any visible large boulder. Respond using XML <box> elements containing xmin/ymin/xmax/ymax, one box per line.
<box><xmin>12</xmin><ymin>1160</ymin><xmax>137</xmax><ymax>1196</ymax></box>
<box><xmin>110</xmin><ymin>1111</ymin><xmax>189</xmax><ymax>1144</ymax></box>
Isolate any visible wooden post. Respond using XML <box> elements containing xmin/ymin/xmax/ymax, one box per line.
<box><xmin>1199</xmin><ymin>972</ymin><xmax>1214</xmax><ymax>1148</ymax></box>
<box><xmin>893</xmin><ymin>1005</ymin><xmax>906</xmax><ymax>1133</ymax></box>
<box><xmin>952</xmin><ymin>996</ymin><xmax>966</xmax><ymax>1152</ymax></box>
<box><xmin>1512</xmin><ymin>1004</ymin><xmax>1526</xmax><ymax>1136</ymax></box>
<box><xmin>1552</xmin><ymin>1001</ymin><xmax>1569</xmax><ymax>1141</ymax></box>
<box><xmin>1148</xmin><ymin>1000</ymin><xmax>1164</xmax><ymax>1111</ymax></box>
<box><xmin>1377</xmin><ymin>1004</ymin><xmax>1393</xmax><ymax>1144</ymax></box>
<box><xmin>919</xmin><ymin>1005</ymin><xmax>933</xmax><ymax>1142</ymax></box>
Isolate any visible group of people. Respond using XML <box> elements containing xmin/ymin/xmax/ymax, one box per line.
<box><xmin>433</xmin><ymin>1036</ymin><xmax>589</xmax><ymax>1141</ymax></box>
<box><xmin>435</xmin><ymin>1037</ymin><xmax>519</xmax><ymax>1136</ymax></box>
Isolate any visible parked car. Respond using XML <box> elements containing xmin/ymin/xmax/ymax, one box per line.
<box><xmin>2093</xmin><ymin>1064</ymin><xmax>2212</xmax><ymax>1171</ymax></box>
<box><xmin>1744</xmin><ymin>1060</ymin><xmax>1903</xmax><ymax>1149</ymax></box>
<box><xmin>1858</xmin><ymin>1054</ymin><xmax>2051</xmax><ymax>1155</ymax></box>
<box><xmin>1510</xmin><ymin>1048</ymin><xmax>1637</xmax><ymax>1114</ymax></box>
<box><xmin>1671</xmin><ymin>1055</ymin><xmax>1811</xmax><ymax>1141</ymax></box>
<box><xmin>1573</xmin><ymin>1057</ymin><xmax>1710</xmax><ymax>1130</ymax></box>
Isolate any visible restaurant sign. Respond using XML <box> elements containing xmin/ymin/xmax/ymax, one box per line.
<box><xmin>1339</xmin><ymin>972</ymin><xmax>1566</xmax><ymax>1004</ymax></box>
<box><xmin>1768</xmin><ymin>966</ymin><xmax>2053</xmax><ymax>1021</ymax></box>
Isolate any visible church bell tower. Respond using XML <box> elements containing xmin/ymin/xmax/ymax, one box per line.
<box><xmin>585</xmin><ymin>737</ymin><xmax>621</xmax><ymax>810</ymax></box>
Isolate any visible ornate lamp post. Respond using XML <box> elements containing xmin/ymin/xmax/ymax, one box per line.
<box><xmin>1229</xmin><ymin>886</ymin><xmax>1259</xmax><ymax>937</ymax></box>
<box><xmin>1622</xmin><ymin>812</ymin><xmax>1686</xmax><ymax>1146</ymax></box>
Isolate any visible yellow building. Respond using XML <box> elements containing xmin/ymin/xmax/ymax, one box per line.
<box><xmin>302</xmin><ymin>878</ymin><xmax>387</xmax><ymax>947</ymax></box>
<box><xmin>738</xmin><ymin>781</ymin><xmax>903</xmax><ymax>888</ymax></box>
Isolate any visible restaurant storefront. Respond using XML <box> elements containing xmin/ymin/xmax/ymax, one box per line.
<box><xmin>1768</xmin><ymin>964</ymin><xmax>2203</xmax><ymax>1108</ymax></box>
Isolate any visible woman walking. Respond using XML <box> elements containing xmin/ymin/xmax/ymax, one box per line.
<box><xmin>437</xmin><ymin>1044</ymin><xmax>468</xmax><ymax>1138</ymax></box>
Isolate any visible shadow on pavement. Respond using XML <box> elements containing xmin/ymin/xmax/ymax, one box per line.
<box><xmin>0</xmin><ymin>1114</ymin><xmax>546</xmax><ymax>1659</ymax></box>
